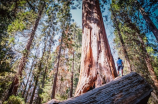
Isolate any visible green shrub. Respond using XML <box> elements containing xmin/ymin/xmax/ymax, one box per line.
<box><xmin>3</xmin><ymin>95</ymin><xmax>24</xmax><ymax>104</ymax></box>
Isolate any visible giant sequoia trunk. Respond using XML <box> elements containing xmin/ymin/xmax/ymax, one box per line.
<box><xmin>46</xmin><ymin>72</ymin><xmax>153</xmax><ymax>104</ymax></box>
<box><xmin>5</xmin><ymin>2</ymin><xmax>45</xmax><ymax>100</ymax></box>
<box><xmin>135</xmin><ymin>1</ymin><xmax>158</xmax><ymax>41</ymax></box>
<box><xmin>75</xmin><ymin>0</ymin><xmax>117</xmax><ymax>96</ymax></box>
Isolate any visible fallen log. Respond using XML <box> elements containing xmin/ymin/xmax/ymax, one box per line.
<box><xmin>46</xmin><ymin>72</ymin><xmax>153</xmax><ymax>104</ymax></box>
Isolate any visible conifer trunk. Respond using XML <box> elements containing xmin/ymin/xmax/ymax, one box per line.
<box><xmin>22</xmin><ymin>60</ymin><xmax>35</xmax><ymax>98</ymax></box>
<box><xmin>124</xmin><ymin>15</ymin><xmax>158</xmax><ymax>90</ymax></box>
<box><xmin>5</xmin><ymin>2</ymin><xmax>45</xmax><ymax>100</ymax></box>
<box><xmin>25</xmin><ymin>80</ymin><xmax>32</xmax><ymax>103</ymax></box>
<box><xmin>120</xmin><ymin>13</ymin><xmax>158</xmax><ymax>93</ymax></box>
<box><xmin>29</xmin><ymin>76</ymin><xmax>38</xmax><ymax>104</ymax></box>
<box><xmin>39</xmin><ymin>41</ymin><xmax>52</xmax><ymax>104</ymax></box>
<box><xmin>138</xmin><ymin>34</ymin><xmax>158</xmax><ymax>90</ymax></box>
<box><xmin>51</xmin><ymin>33</ymin><xmax>63</xmax><ymax>99</ymax></box>
<box><xmin>136</xmin><ymin>0</ymin><xmax>158</xmax><ymax>41</ymax></box>
<box><xmin>70</xmin><ymin>52</ymin><xmax>74</xmax><ymax>97</ymax></box>
<box><xmin>30</xmin><ymin>39</ymin><xmax>47</xmax><ymax>104</ymax></box>
<box><xmin>112</xmin><ymin>12</ymin><xmax>132</xmax><ymax>72</ymax></box>
<box><xmin>75</xmin><ymin>0</ymin><xmax>117</xmax><ymax>96</ymax></box>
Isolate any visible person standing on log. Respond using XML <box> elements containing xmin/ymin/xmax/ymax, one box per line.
<box><xmin>117</xmin><ymin>57</ymin><xmax>124</xmax><ymax>76</ymax></box>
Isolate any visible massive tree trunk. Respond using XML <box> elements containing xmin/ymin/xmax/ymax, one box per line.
<box><xmin>51</xmin><ymin>33</ymin><xmax>63</xmax><ymax>99</ymax></box>
<box><xmin>75</xmin><ymin>0</ymin><xmax>117</xmax><ymax>96</ymax></box>
<box><xmin>5</xmin><ymin>2</ymin><xmax>45</xmax><ymax>100</ymax></box>
<box><xmin>46</xmin><ymin>72</ymin><xmax>153</xmax><ymax>104</ymax></box>
<box><xmin>135</xmin><ymin>0</ymin><xmax>158</xmax><ymax>41</ymax></box>
<box><xmin>70</xmin><ymin>52</ymin><xmax>74</xmax><ymax>97</ymax></box>
<box><xmin>112</xmin><ymin>11</ymin><xmax>132</xmax><ymax>72</ymax></box>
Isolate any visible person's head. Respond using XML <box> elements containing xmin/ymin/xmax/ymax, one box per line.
<box><xmin>118</xmin><ymin>57</ymin><xmax>120</xmax><ymax>60</ymax></box>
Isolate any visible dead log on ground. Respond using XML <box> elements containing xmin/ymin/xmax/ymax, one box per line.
<box><xmin>46</xmin><ymin>72</ymin><xmax>153</xmax><ymax>104</ymax></box>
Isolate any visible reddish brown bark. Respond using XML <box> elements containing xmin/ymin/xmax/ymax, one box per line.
<box><xmin>5</xmin><ymin>2</ymin><xmax>45</xmax><ymax>100</ymax></box>
<box><xmin>51</xmin><ymin>33</ymin><xmax>64</xmax><ymax>99</ymax></box>
<box><xmin>29</xmin><ymin>76</ymin><xmax>38</xmax><ymax>104</ymax></box>
<box><xmin>138</xmin><ymin>34</ymin><xmax>158</xmax><ymax>90</ymax></box>
<box><xmin>123</xmin><ymin>15</ymin><xmax>158</xmax><ymax>90</ymax></box>
<box><xmin>75</xmin><ymin>0</ymin><xmax>117</xmax><ymax>96</ymax></box>
<box><xmin>119</xmin><ymin>12</ymin><xmax>158</xmax><ymax>91</ymax></box>
<box><xmin>70</xmin><ymin>52</ymin><xmax>74</xmax><ymax>97</ymax></box>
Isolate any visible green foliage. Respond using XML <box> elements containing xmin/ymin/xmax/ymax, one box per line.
<box><xmin>7</xmin><ymin>10</ymin><xmax>37</xmax><ymax>35</ymax></box>
<box><xmin>39</xmin><ymin>81</ymin><xmax>52</xmax><ymax>103</ymax></box>
<box><xmin>111</xmin><ymin>1</ymin><xmax>158</xmax><ymax>103</ymax></box>
<box><xmin>3</xmin><ymin>95</ymin><xmax>25</xmax><ymax>104</ymax></box>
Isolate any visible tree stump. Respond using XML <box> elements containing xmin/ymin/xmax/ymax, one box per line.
<box><xmin>46</xmin><ymin>72</ymin><xmax>152</xmax><ymax>104</ymax></box>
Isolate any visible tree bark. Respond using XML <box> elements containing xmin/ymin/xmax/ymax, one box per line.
<box><xmin>25</xmin><ymin>79</ymin><xmax>32</xmax><ymax>103</ymax></box>
<box><xmin>51</xmin><ymin>33</ymin><xmax>64</xmax><ymax>99</ymax></box>
<box><xmin>22</xmin><ymin>59</ymin><xmax>35</xmax><ymax>98</ymax></box>
<box><xmin>70</xmin><ymin>52</ymin><xmax>74</xmax><ymax>97</ymax></box>
<box><xmin>121</xmin><ymin>13</ymin><xmax>158</xmax><ymax>91</ymax></box>
<box><xmin>39</xmin><ymin>40</ymin><xmax>52</xmax><ymax>104</ymax></box>
<box><xmin>124</xmin><ymin>15</ymin><xmax>158</xmax><ymax>90</ymax></box>
<box><xmin>30</xmin><ymin>37</ymin><xmax>47</xmax><ymax>104</ymax></box>
<box><xmin>118</xmin><ymin>13</ymin><xmax>158</xmax><ymax>96</ymax></box>
<box><xmin>136</xmin><ymin>0</ymin><xmax>158</xmax><ymax>41</ymax></box>
<box><xmin>138</xmin><ymin>33</ymin><xmax>158</xmax><ymax>90</ymax></box>
<box><xmin>5</xmin><ymin>2</ymin><xmax>45</xmax><ymax>100</ymax></box>
<box><xmin>29</xmin><ymin>76</ymin><xmax>39</xmax><ymax>104</ymax></box>
<box><xmin>75</xmin><ymin>0</ymin><xmax>117</xmax><ymax>96</ymax></box>
<box><xmin>111</xmin><ymin>11</ymin><xmax>132</xmax><ymax>72</ymax></box>
<box><xmin>46</xmin><ymin>72</ymin><xmax>153</xmax><ymax>104</ymax></box>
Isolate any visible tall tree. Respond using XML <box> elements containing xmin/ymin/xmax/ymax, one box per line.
<box><xmin>110</xmin><ymin>1</ymin><xmax>158</xmax><ymax>102</ymax></box>
<box><xmin>5</xmin><ymin>1</ymin><xmax>45</xmax><ymax>100</ymax></box>
<box><xmin>135</xmin><ymin>0</ymin><xmax>158</xmax><ymax>41</ymax></box>
<box><xmin>29</xmin><ymin>38</ymin><xmax>47</xmax><ymax>104</ymax></box>
<box><xmin>75</xmin><ymin>0</ymin><xmax>117</xmax><ymax>96</ymax></box>
<box><xmin>111</xmin><ymin>10</ymin><xmax>132</xmax><ymax>72</ymax></box>
<box><xmin>118</xmin><ymin>0</ymin><xmax>158</xmax><ymax>41</ymax></box>
<box><xmin>39</xmin><ymin>37</ymin><xmax>53</xmax><ymax>104</ymax></box>
<box><xmin>51</xmin><ymin>32</ymin><xmax>64</xmax><ymax>99</ymax></box>
<box><xmin>22</xmin><ymin>59</ymin><xmax>35</xmax><ymax>98</ymax></box>
<box><xmin>51</xmin><ymin>0</ymin><xmax>72</xmax><ymax>99</ymax></box>
<box><xmin>25</xmin><ymin>79</ymin><xmax>33</xmax><ymax>103</ymax></box>
<box><xmin>70</xmin><ymin>51</ymin><xmax>74</xmax><ymax>97</ymax></box>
